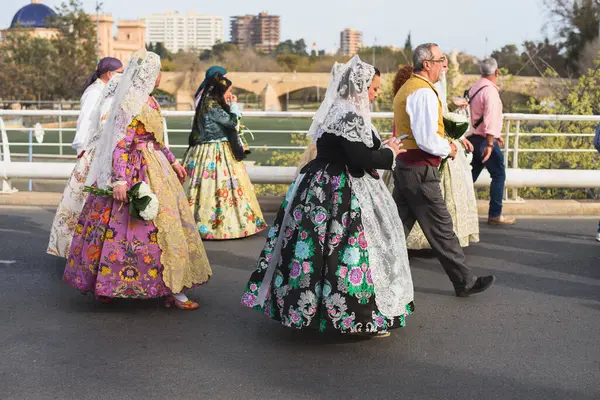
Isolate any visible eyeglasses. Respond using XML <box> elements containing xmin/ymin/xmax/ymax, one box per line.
<box><xmin>427</xmin><ymin>57</ymin><xmax>447</xmax><ymax>64</ymax></box>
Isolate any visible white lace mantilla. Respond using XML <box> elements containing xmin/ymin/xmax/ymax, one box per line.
<box><xmin>307</xmin><ymin>55</ymin><xmax>377</xmax><ymax>148</ymax></box>
<box><xmin>86</xmin><ymin>49</ymin><xmax>162</xmax><ymax>189</ymax></box>
<box><xmin>349</xmin><ymin>174</ymin><xmax>414</xmax><ymax>317</ymax></box>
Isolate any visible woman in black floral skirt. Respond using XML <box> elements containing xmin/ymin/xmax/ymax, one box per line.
<box><xmin>241</xmin><ymin>56</ymin><xmax>414</xmax><ymax>338</ymax></box>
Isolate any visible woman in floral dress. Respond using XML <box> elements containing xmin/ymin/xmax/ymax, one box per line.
<box><xmin>183</xmin><ymin>72</ymin><xmax>265</xmax><ymax>240</ymax></box>
<box><xmin>241</xmin><ymin>56</ymin><xmax>414</xmax><ymax>337</ymax></box>
<box><xmin>47</xmin><ymin>57</ymin><xmax>123</xmax><ymax>258</ymax></box>
<box><xmin>383</xmin><ymin>64</ymin><xmax>480</xmax><ymax>249</ymax></box>
<box><xmin>63</xmin><ymin>50</ymin><xmax>212</xmax><ymax>310</ymax></box>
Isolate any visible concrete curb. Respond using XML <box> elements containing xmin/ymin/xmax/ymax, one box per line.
<box><xmin>1</xmin><ymin>192</ymin><xmax>599</xmax><ymax>217</ymax></box>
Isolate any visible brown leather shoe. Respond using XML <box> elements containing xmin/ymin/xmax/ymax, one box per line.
<box><xmin>488</xmin><ymin>215</ymin><xmax>516</xmax><ymax>225</ymax></box>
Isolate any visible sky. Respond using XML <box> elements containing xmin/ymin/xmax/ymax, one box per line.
<box><xmin>3</xmin><ymin>0</ymin><xmax>552</xmax><ymax>58</ymax></box>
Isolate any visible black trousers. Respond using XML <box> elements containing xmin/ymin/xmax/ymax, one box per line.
<box><xmin>392</xmin><ymin>160</ymin><xmax>472</xmax><ymax>289</ymax></box>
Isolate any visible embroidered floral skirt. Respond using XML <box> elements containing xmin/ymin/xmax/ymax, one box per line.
<box><xmin>47</xmin><ymin>149</ymin><xmax>94</xmax><ymax>258</ymax></box>
<box><xmin>63</xmin><ymin>147</ymin><xmax>212</xmax><ymax>299</ymax></box>
<box><xmin>241</xmin><ymin>161</ymin><xmax>414</xmax><ymax>334</ymax></box>
<box><xmin>382</xmin><ymin>144</ymin><xmax>480</xmax><ymax>250</ymax></box>
<box><xmin>182</xmin><ymin>141</ymin><xmax>266</xmax><ymax>240</ymax></box>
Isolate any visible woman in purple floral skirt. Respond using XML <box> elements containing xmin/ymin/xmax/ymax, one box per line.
<box><xmin>63</xmin><ymin>50</ymin><xmax>212</xmax><ymax>309</ymax></box>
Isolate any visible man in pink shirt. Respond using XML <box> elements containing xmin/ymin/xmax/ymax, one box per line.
<box><xmin>467</xmin><ymin>58</ymin><xmax>516</xmax><ymax>225</ymax></box>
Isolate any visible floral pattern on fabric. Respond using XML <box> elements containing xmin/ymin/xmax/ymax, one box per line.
<box><xmin>241</xmin><ymin>164</ymin><xmax>413</xmax><ymax>334</ymax></box>
<box><xmin>47</xmin><ymin>149</ymin><xmax>95</xmax><ymax>258</ymax></box>
<box><xmin>63</xmin><ymin>98</ymin><xmax>211</xmax><ymax>298</ymax></box>
<box><xmin>183</xmin><ymin>141</ymin><xmax>266</xmax><ymax>240</ymax></box>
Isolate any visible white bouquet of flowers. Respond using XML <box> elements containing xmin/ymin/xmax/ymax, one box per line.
<box><xmin>440</xmin><ymin>112</ymin><xmax>470</xmax><ymax>174</ymax></box>
<box><xmin>443</xmin><ymin>112</ymin><xmax>470</xmax><ymax>140</ymax></box>
<box><xmin>83</xmin><ymin>181</ymin><xmax>159</xmax><ymax>221</ymax></box>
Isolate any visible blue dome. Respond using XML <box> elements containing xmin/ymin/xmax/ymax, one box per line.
<box><xmin>10</xmin><ymin>3</ymin><xmax>57</xmax><ymax>29</ymax></box>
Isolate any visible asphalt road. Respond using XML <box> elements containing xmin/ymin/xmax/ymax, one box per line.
<box><xmin>1</xmin><ymin>206</ymin><xmax>599</xmax><ymax>400</ymax></box>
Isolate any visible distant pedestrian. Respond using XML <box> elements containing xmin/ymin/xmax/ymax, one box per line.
<box><xmin>467</xmin><ymin>58</ymin><xmax>516</xmax><ymax>225</ymax></box>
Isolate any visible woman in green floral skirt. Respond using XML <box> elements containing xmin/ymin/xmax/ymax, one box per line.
<box><xmin>241</xmin><ymin>56</ymin><xmax>414</xmax><ymax>337</ymax></box>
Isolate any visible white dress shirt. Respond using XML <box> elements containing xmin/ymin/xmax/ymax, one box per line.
<box><xmin>405</xmin><ymin>83</ymin><xmax>451</xmax><ymax>158</ymax></box>
<box><xmin>71</xmin><ymin>80</ymin><xmax>105</xmax><ymax>155</ymax></box>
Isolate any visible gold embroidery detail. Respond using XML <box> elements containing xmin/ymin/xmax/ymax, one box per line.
<box><xmin>143</xmin><ymin>147</ymin><xmax>212</xmax><ymax>292</ymax></box>
<box><xmin>137</xmin><ymin>99</ymin><xmax>164</xmax><ymax>144</ymax></box>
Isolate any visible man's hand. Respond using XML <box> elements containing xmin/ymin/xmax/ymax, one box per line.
<box><xmin>497</xmin><ymin>135</ymin><xmax>505</xmax><ymax>147</ymax></box>
<box><xmin>461</xmin><ymin>138</ymin><xmax>474</xmax><ymax>153</ymax></box>
<box><xmin>482</xmin><ymin>144</ymin><xmax>494</xmax><ymax>163</ymax></box>
<box><xmin>449</xmin><ymin>142</ymin><xmax>458</xmax><ymax>159</ymax></box>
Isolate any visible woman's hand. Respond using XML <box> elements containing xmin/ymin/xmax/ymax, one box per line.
<box><xmin>461</xmin><ymin>138</ymin><xmax>474</xmax><ymax>153</ymax></box>
<box><xmin>113</xmin><ymin>184</ymin><xmax>128</xmax><ymax>202</ymax></box>
<box><xmin>383</xmin><ymin>138</ymin><xmax>406</xmax><ymax>157</ymax></box>
<box><xmin>224</xmin><ymin>92</ymin><xmax>238</xmax><ymax>104</ymax></box>
<box><xmin>172</xmin><ymin>161</ymin><xmax>187</xmax><ymax>184</ymax></box>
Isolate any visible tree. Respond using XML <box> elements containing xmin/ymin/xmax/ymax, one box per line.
<box><xmin>275</xmin><ymin>54</ymin><xmax>301</xmax><ymax>71</ymax></box>
<box><xmin>487</xmin><ymin>40</ymin><xmax>569</xmax><ymax>77</ymax></box>
<box><xmin>457</xmin><ymin>52</ymin><xmax>480</xmax><ymax>74</ymax></box>
<box><xmin>273</xmin><ymin>39</ymin><xmax>308</xmax><ymax>56</ymax></box>
<box><xmin>491</xmin><ymin>44</ymin><xmax>523</xmax><ymax>74</ymax></box>
<box><xmin>0</xmin><ymin>0</ymin><xmax>94</xmax><ymax>101</ymax></box>
<box><xmin>0</xmin><ymin>31</ymin><xmax>57</xmax><ymax>101</ymax></box>
<box><xmin>357</xmin><ymin>46</ymin><xmax>407</xmax><ymax>73</ymax></box>
<box><xmin>544</xmin><ymin>0</ymin><xmax>600</xmax><ymax>74</ymax></box>
<box><xmin>519</xmin><ymin>39</ymin><xmax>568</xmax><ymax>76</ymax></box>
<box><xmin>200</xmin><ymin>41</ymin><xmax>239</xmax><ymax>61</ymax></box>
<box><xmin>293</xmin><ymin>39</ymin><xmax>308</xmax><ymax>56</ymax></box>
<box><xmin>404</xmin><ymin>32</ymin><xmax>413</xmax><ymax>53</ymax></box>
<box><xmin>48</xmin><ymin>0</ymin><xmax>97</xmax><ymax>99</ymax></box>
<box><xmin>147</xmin><ymin>42</ymin><xmax>172</xmax><ymax>61</ymax></box>
<box><xmin>517</xmin><ymin>52</ymin><xmax>600</xmax><ymax>199</ymax></box>
<box><xmin>403</xmin><ymin>31</ymin><xmax>413</xmax><ymax>64</ymax></box>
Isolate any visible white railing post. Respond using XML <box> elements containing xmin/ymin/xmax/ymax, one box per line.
<box><xmin>28</xmin><ymin>129</ymin><xmax>33</xmax><ymax>191</ymax></box>
<box><xmin>58</xmin><ymin>102</ymin><xmax>63</xmax><ymax>156</ymax></box>
<box><xmin>503</xmin><ymin>118</ymin><xmax>511</xmax><ymax>201</ymax></box>
<box><xmin>162</xmin><ymin>117</ymin><xmax>170</xmax><ymax>147</ymax></box>
<box><xmin>512</xmin><ymin>120</ymin><xmax>521</xmax><ymax>201</ymax></box>
<box><xmin>0</xmin><ymin>117</ymin><xmax>17</xmax><ymax>193</ymax></box>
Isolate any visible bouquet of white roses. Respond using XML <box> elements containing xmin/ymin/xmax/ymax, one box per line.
<box><xmin>443</xmin><ymin>112</ymin><xmax>470</xmax><ymax>140</ymax></box>
<box><xmin>83</xmin><ymin>181</ymin><xmax>159</xmax><ymax>221</ymax></box>
<box><xmin>440</xmin><ymin>112</ymin><xmax>470</xmax><ymax>174</ymax></box>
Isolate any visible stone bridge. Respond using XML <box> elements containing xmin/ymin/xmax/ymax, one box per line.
<box><xmin>159</xmin><ymin>71</ymin><xmax>566</xmax><ymax>111</ymax></box>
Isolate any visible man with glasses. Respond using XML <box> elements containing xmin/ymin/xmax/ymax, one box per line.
<box><xmin>467</xmin><ymin>58</ymin><xmax>516</xmax><ymax>225</ymax></box>
<box><xmin>392</xmin><ymin>43</ymin><xmax>495</xmax><ymax>297</ymax></box>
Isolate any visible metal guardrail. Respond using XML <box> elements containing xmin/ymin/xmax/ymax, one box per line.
<box><xmin>4</xmin><ymin>161</ymin><xmax>600</xmax><ymax>191</ymax></box>
<box><xmin>1</xmin><ymin>110</ymin><xmax>600</xmax><ymax>195</ymax></box>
